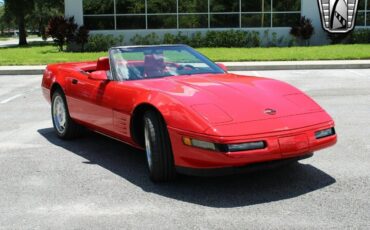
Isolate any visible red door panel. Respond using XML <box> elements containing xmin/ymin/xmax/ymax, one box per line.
<box><xmin>66</xmin><ymin>72</ymin><xmax>116</xmax><ymax>134</ymax></box>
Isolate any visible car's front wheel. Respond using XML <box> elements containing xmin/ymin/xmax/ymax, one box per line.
<box><xmin>144</xmin><ymin>110</ymin><xmax>176</xmax><ymax>182</ymax></box>
<box><xmin>51</xmin><ymin>89</ymin><xmax>83</xmax><ymax>139</ymax></box>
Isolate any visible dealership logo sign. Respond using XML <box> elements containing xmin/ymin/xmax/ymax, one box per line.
<box><xmin>317</xmin><ymin>0</ymin><xmax>359</xmax><ymax>33</ymax></box>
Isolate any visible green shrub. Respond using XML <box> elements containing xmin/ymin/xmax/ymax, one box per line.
<box><xmin>74</xmin><ymin>26</ymin><xmax>90</xmax><ymax>52</ymax></box>
<box><xmin>175</xmin><ymin>32</ymin><xmax>190</xmax><ymax>44</ymax></box>
<box><xmin>130</xmin><ymin>32</ymin><xmax>161</xmax><ymax>45</ymax></box>
<box><xmin>189</xmin><ymin>32</ymin><xmax>204</xmax><ymax>47</ymax></box>
<box><xmin>46</xmin><ymin>16</ymin><xmax>78</xmax><ymax>51</ymax></box>
<box><xmin>262</xmin><ymin>30</ymin><xmax>285</xmax><ymax>47</ymax></box>
<box><xmin>327</xmin><ymin>32</ymin><xmax>352</xmax><ymax>44</ymax></box>
<box><xmin>130</xmin><ymin>30</ymin><xmax>262</xmax><ymax>48</ymax></box>
<box><xmin>351</xmin><ymin>29</ymin><xmax>370</xmax><ymax>44</ymax></box>
<box><xmin>163</xmin><ymin>33</ymin><xmax>176</xmax><ymax>44</ymax></box>
<box><xmin>290</xmin><ymin>16</ymin><xmax>314</xmax><ymax>46</ymax></box>
<box><xmin>246</xmin><ymin>31</ymin><xmax>260</xmax><ymax>47</ymax></box>
<box><xmin>204</xmin><ymin>30</ymin><xmax>249</xmax><ymax>47</ymax></box>
<box><xmin>85</xmin><ymin>34</ymin><xmax>124</xmax><ymax>52</ymax></box>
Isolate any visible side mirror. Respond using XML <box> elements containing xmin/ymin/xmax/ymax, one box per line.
<box><xmin>217</xmin><ymin>63</ymin><xmax>228</xmax><ymax>72</ymax></box>
<box><xmin>89</xmin><ymin>70</ymin><xmax>109</xmax><ymax>81</ymax></box>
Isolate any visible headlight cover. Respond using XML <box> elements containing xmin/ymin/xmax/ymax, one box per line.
<box><xmin>183</xmin><ymin>137</ymin><xmax>266</xmax><ymax>152</ymax></box>
<box><xmin>227</xmin><ymin>141</ymin><xmax>266</xmax><ymax>152</ymax></box>
<box><xmin>315</xmin><ymin>128</ymin><xmax>336</xmax><ymax>139</ymax></box>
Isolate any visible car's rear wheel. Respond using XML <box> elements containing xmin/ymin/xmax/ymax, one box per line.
<box><xmin>144</xmin><ymin>110</ymin><xmax>176</xmax><ymax>182</ymax></box>
<box><xmin>51</xmin><ymin>89</ymin><xmax>83</xmax><ymax>139</ymax></box>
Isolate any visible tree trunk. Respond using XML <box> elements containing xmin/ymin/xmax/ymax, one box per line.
<box><xmin>18</xmin><ymin>15</ymin><xmax>28</xmax><ymax>46</ymax></box>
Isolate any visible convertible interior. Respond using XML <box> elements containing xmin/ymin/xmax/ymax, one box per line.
<box><xmin>83</xmin><ymin>56</ymin><xmax>176</xmax><ymax>76</ymax></box>
<box><xmin>76</xmin><ymin>53</ymin><xmax>226</xmax><ymax>80</ymax></box>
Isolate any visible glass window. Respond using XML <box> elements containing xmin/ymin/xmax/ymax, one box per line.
<box><xmin>116</xmin><ymin>0</ymin><xmax>145</xmax><ymax>14</ymax></box>
<box><xmin>84</xmin><ymin>16</ymin><xmax>115</xmax><ymax>30</ymax></box>
<box><xmin>179</xmin><ymin>14</ymin><xmax>209</xmax><ymax>28</ymax></box>
<box><xmin>83</xmin><ymin>0</ymin><xmax>114</xmax><ymax>15</ymax></box>
<box><xmin>273</xmin><ymin>0</ymin><xmax>300</xmax><ymax>12</ymax></box>
<box><xmin>117</xmin><ymin>16</ymin><xmax>146</xmax><ymax>29</ymax></box>
<box><xmin>179</xmin><ymin>0</ymin><xmax>208</xmax><ymax>13</ymax></box>
<box><xmin>242</xmin><ymin>13</ymin><xmax>271</xmax><ymax>27</ymax></box>
<box><xmin>356</xmin><ymin>12</ymin><xmax>365</xmax><ymax>26</ymax></box>
<box><xmin>148</xmin><ymin>15</ymin><xmax>177</xmax><ymax>29</ymax></box>
<box><xmin>210</xmin><ymin>14</ymin><xmax>239</xmax><ymax>28</ymax></box>
<box><xmin>210</xmin><ymin>0</ymin><xmax>239</xmax><ymax>12</ymax></box>
<box><xmin>272</xmin><ymin>13</ymin><xmax>300</xmax><ymax>27</ymax></box>
<box><xmin>367</xmin><ymin>13</ymin><xmax>370</xmax><ymax>26</ymax></box>
<box><xmin>242</xmin><ymin>0</ymin><xmax>271</xmax><ymax>12</ymax></box>
<box><xmin>147</xmin><ymin>0</ymin><xmax>176</xmax><ymax>13</ymax></box>
<box><xmin>358</xmin><ymin>0</ymin><xmax>366</xmax><ymax>10</ymax></box>
<box><xmin>368</xmin><ymin>0</ymin><xmax>370</xmax><ymax>10</ymax></box>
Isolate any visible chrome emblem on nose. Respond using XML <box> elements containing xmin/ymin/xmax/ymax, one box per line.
<box><xmin>264</xmin><ymin>108</ymin><xmax>277</xmax><ymax>115</ymax></box>
<box><xmin>317</xmin><ymin>0</ymin><xmax>359</xmax><ymax>33</ymax></box>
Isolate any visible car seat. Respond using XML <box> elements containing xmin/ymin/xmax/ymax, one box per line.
<box><xmin>144</xmin><ymin>54</ymin><xmax>166</xmax><ymax>78</ymax></box>
<box><xmin>96</xmin><ymin>57</ymin><xmax>110</xmax><ymax>71</ymax></box>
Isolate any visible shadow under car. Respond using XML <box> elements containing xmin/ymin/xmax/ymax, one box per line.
<box><xmin>38</xmin><ymin>128</ymin><xmax>336</xmax><ymax>208</ymax></box>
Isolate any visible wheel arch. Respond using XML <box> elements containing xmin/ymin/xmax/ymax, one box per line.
<box><xmin>50</xmin><ymin>83</ymin><xmax>64</xmax><ymax>99</ymax></box>
<box><xmin>131</xmin><ymin>103</ymin><xmax>165</xmax><ymax>147</ymax></box>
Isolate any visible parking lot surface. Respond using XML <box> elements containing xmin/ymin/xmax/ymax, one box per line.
<box><xmin>0</xmin><ymin>70</ymin><xmax>369</xmax><ymax>229</ymax></box>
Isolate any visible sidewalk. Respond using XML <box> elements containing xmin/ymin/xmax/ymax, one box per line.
<box><xmin>0</xmin><ymin>38</ymin><xmax>53</xmax><ymax>48</ymax></box>
<box><xmin>1</xmin><ymin>60</ymin><xmax>370</xmax><ymax>75</ymax></box>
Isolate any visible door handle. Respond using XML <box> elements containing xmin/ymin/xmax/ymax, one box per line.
<box><xmin>72</xmin><ymin>79</ymin><xmax>78</xmax><ymax>85</ymax></box>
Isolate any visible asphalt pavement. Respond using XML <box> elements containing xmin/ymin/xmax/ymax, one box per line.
<box><xmin>0</xmin><ymin>70</ymin><xmax>369</xmax><ymax>229</ymax></box>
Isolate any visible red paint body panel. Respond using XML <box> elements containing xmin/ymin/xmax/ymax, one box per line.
<box><xmin>42</xmin><ymin>58</ymin><xmax>337</xmax><ymax>170</ymax></box>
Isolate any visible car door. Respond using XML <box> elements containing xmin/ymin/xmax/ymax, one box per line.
<box><xmin>109</xmin><ymin>82</ymin><xmax>140</xmax><ymax>144</ymax></box>
<box><xmin>66</xmin><ymin>71</ymin><xmax>116</xmax><ymax>134</ymax></box>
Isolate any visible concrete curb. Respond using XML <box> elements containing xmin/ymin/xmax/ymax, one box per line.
<box><xmin>1</xmin><ymin>60</ymin><xmax>370</xmax><ymax>75</ymax></box>
<box><xmin>225</xmin><ymin>60</ymin><xmax>370</xmax><ymax>71</ymax></box>
<box><xmin>0</xmin><ymin>66</ymin><xmax>46</xmax><ymax>75</ymax></box>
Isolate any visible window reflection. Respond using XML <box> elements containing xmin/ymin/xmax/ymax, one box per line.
<box><xmin>83</xmin><ymin>0</ymin><xmax>304</xmax><ymax>30</ymax></box>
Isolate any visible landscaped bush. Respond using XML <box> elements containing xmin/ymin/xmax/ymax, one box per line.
<box><xmin>290</xmin><ymin>16</ymin><xmax>314</xmax><ymax>46</ymax></box>
<box><xmin>130</xmin><ymin>32</ymin><xmax>161</xmax><ymax>45</ymax></box>
<box><xmin>47</xmin><ymin>16</ymin><xmax>78</xmax><ymax>51</ymax></box>
<box><xmin>130</xmin><ymin>30</ymin><xmax>261</xmax><ymax>48</ymax></box>
<box><xmin>204</xmin><ymin>30</ymin><xmax>247</xmax><ymax>47</ymax></box>
<box><xmin>350</xmin><ymin>29</ymin><xmax>370</xmax><ymax>44</ymax></box>
<box><xmin>84</xmin><ymin>34</ymin><xmax>124</xmax><ymax>52</ymax></box>
<box><xmin>74</xmin><ymin>26</ymin><xmax>90</xmax><ymax>52</ymax></box>
<box><xmin>327</xmin><ymin>32</ymin><xmax>352</xmax><ymax>44</ymax></box>
<box><xmin>245</xmin><ymin>31</ymin><xmax>261</xmax><ymax>47</ymax></box>
<box><xmin>188</xmin><ymin>32</ymin><xmax>204</xmax><ymax>47</ymax></box>
<box><xmin>262</xmin><ymin>30</ymin><xmax>286</xmax><ymax>47</ymax></box>
<box><xmin>163</xmin><ymin>32</ymin><xmax>190</xmax><ymax>45</ymax></box>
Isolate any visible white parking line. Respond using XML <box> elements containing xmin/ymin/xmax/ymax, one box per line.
<box><xmin>0</xmin><ymin>94</ymin><xmax>23</xmax><ymax>104</ymax></box>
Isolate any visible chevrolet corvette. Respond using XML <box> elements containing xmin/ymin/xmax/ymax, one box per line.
<box><xmin>42</xmin><ymin>45</ymin><xmax>337</xmax><ymax>182</ymax></box>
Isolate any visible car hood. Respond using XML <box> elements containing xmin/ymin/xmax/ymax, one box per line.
<box><xmin>137</xmin><ymin>73</ymin><xmax>323</xmax><ymax>125</ymax></box>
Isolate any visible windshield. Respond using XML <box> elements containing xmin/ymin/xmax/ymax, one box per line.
<box><xmin>109</xmin><ymin>45</ymin><xmax>225</xmax><ymax>81</ymax></box>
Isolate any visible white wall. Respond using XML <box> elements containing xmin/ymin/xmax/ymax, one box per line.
<box><xmin>301</xmin><ymin>0</ymin><xmax>329</xmax><ymax>45</ymax></box>
<box><xmin>65</xmin><ymin>0</ymin><xmax>83</xmax><ymax>25</ymax></box>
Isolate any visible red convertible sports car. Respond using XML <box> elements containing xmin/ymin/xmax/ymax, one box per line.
<box><xmin>42</xmin><ymin>45</ymin><xmax>337</xmax><ymax>182</ymax></box>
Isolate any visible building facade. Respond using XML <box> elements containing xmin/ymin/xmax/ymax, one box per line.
<box><xmin>65</xmin><ymin>0</ymin><xmax>370</xmax><ymax>45</ymax></box>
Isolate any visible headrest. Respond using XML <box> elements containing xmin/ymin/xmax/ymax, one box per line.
<box><xmin>96</xmin><ymin>57</ymin><xmax>110</xmax><ymax>71</ymax></box>
<box><xmin>144</xmin><ymin>54</ymin><xmax>164</xmax><ymax>66</ymax></box>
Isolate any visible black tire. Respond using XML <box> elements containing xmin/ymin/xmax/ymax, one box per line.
<box><xmin>143</xmin><ymin>110</ymin><xmax>176</xmax><ymax>182</ymax></box>
<box><xmin>51</xmin><ymin>89</ymin><xmax>83</xmax><ymax>139</ymax></box>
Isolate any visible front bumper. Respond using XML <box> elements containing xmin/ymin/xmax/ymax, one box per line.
<box><xmin>176</xmin><ymin>153</ymin><xmax>313</xmax><ymax>177</ymax></box>
<box><xmin>168</xmin><ymin>122</ymin><xmax>337</xmax><ymax>169</ymax></box>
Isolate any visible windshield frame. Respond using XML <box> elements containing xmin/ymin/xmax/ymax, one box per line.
<box><xmin>108</xmin><ymin>45</ymin><xmax>225</xmax><ymax>81</ymax></box>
